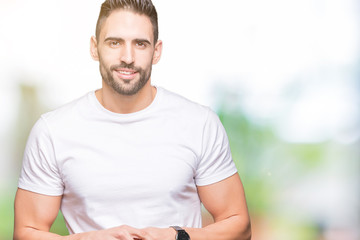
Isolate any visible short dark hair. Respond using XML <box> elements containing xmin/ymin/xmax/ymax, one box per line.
<box><xmin>96</xmin><ymin>0</ymin><xmax>159</xmax><ymax>44</ymax></box>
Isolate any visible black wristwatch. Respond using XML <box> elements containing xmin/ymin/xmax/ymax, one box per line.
<box><xmin>170</xmin><ymin>226</ymin><xmax>191</xmax><ymax>240</ymax></box>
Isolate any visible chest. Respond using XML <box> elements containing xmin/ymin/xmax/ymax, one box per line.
<box><xmin>56</xmin><ymin>122</ymin><xmax>200</xmax><ymax>202</ymax></box>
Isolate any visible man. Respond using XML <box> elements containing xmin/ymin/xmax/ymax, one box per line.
<box><xmin>14</xmin><ymin>0</ymin><xmax>251</xmax><ymax>239</ymax></box>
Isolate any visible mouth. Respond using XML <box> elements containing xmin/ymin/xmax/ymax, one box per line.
<box><xmin>114</xmin><ymin>68</ymin><xmax>138</xmax><ymax>80</ymax></box>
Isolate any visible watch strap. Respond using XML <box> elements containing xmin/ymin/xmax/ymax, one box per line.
<box><xmin>170</xmin><ymin>226</ymin><xmax>191</xmax><ymax>240</ymax></box>
<box><xmin>170</xmin><ymin>226</ymin><xmax>183</xmax><ymax>231</ymax></box>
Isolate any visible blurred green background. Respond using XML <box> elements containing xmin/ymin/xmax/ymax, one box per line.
<box><xmin>1</xmin><ymin>0</ymin><xmax>359</xmax><ymax>240</ymax></box>
<box><xmin>1</xmin><ymin>81</ymin><xmax>359</xmax><ymax>239</ymax></box>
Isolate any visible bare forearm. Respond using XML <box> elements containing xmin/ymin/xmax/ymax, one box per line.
<box><xmin>14</xmin><ymin>228</ymin><xmax>102</xmax><ymax>240</ymax></box>
<box><xmin>14</xmin><ymin>228</ymin><xmax>64</xmax><ymax>240</ymax></box>
<box><xmin>15</xmin><ymin>225</ymin><xmax>152</xmax><ymax>240</ymax></box>
<box><xmin>185</xmin><ymin>215</ymin><xmax>251</xmax><ymax>240</ymax></box>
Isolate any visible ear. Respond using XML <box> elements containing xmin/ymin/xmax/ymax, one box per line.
<box><xmin>90</xmin><ymin>36</ymin><xmax>99</xmax><ymax>61</ymax></box>
<box><xmin>152</xmin><ymin>40</ymin><xmax>163</xmax><ymax>65</ymax></box>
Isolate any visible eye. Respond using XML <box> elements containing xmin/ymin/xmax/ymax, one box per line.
<box><xmin>109</xmin><ymin>41</ymin><xmax>120</xmax><ymax>47</ymax></box>
<box><xmin>136</xmin><ymin>42</ymin><xmax>146</xmax><ymax>48</ymax></box>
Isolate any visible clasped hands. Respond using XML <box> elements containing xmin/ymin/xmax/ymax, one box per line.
<box><xmin>80</xmin><ymin>225</ymin><xmax>176</xmax><ymax>240</ymax></box>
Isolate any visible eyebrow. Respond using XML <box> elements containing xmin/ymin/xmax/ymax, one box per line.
<box><xmin>104</xmin><ymin>37</ymin><xmax>151</xmax><ymax>45</ymax></box>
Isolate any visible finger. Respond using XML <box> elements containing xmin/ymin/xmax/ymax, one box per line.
<box><xmin>113</xmin><ymin>225</ymin><xmax>145</xmax><ymax>240</ymax></box>
<box><xmin>116</xmin><ymin>231</ymin><xmax>134</xmax><ymax>240</ymax></box>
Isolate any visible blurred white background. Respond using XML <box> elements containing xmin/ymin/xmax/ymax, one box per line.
<box><xmin>0</xmin><ymin>0</ymin><xmax>359</xmax><ymax>239</ymax></box>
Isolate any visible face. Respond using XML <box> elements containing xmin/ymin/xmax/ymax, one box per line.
<box><xmin>91</xmin><ymin>10</ymin><xmax>162</xmax><ymax>96</ymax></box>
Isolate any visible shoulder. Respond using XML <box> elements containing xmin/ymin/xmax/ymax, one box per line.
<box><xmin>40</xmin><ymin>92</ymin><xmax>92</xmax><ymax>125</ymax></box>
<box><xmin>158</xmin><ymin>87</ymin><xmax>215</xmax><ymax>119</ymax></box>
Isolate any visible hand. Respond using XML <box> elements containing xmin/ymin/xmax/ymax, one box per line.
<box><xmin>74</xmin><ymin>225</ymin><xmax>176</xmax><ymax>240</ymax></box>
<box><xmin>78</xmin><ymin>225</ymin><xmax>145</xmax><ymax>240</ymax></box>
<box><xmin>139</xmin><ymin>227</ymin><xmax>176</xmax><ymax>240</ymax></box>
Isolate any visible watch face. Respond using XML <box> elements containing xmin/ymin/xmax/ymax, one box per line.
<box><xmin>177</xmin><ymin>230</ymin><xmax>190</xmax><ymax>240</ymax></box>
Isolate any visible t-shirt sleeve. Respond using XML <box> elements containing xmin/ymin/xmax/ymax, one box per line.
<box><xmin>18</xmin><ymin>116</ymin><xmax>64</xmax><ymax>196</ymax></box>
<box><xmin>195</xmin><ymin>109</ymin><xmax>238</xmax><ymax>186</ymax></box>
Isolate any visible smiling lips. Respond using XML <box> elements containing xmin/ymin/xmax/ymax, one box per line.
<box><xmin>114</xmin><ymin>68</ymin><xmax>138</xmax><ymax>80</ymax></box>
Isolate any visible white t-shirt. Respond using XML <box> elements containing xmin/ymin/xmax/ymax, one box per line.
<box><xmin>18</xmin><ymin>87</ymin><xmax>237</xmax><ymax>234</ymax></box>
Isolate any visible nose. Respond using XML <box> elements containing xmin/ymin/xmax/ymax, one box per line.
<box><xmin>120</xmin><ymin>43</ymin><xmax>134</xmax><ymax>64</ymax></box>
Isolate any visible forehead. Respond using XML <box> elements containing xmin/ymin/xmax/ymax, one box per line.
<box><xmin>100</xmin><ymin>10</ymin><xmax>154</xmax><ymax>43</ymax></box>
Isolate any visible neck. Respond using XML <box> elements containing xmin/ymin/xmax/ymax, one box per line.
<box><xmin>95</xmin><ymin>81</ymin><xmax>156</xmax><ymax>114</ymax></box>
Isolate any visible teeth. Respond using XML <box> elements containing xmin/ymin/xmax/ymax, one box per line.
<box><xmin>119</xmin><ymin>71</ymin><xmax>134</xmax><ymax>75</ymax></box>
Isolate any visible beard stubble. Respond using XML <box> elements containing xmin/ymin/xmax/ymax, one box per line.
<box><xmin>99</xmin><ymin>59</ymin><xmax>152</xmax><ymax>96</ymax></box>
